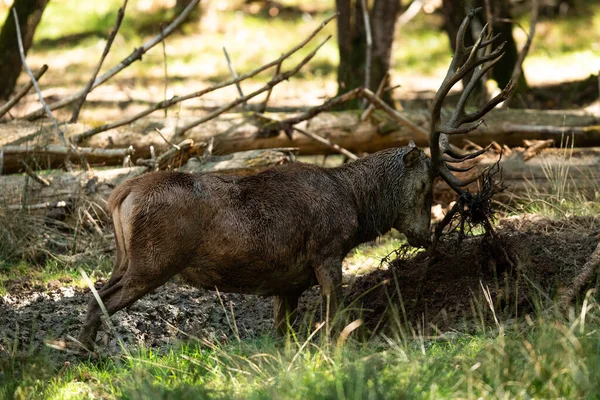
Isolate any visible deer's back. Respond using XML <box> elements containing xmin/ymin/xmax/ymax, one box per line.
<box><xmin>112</xmin><ymin>164</ymin><xmax>359</xmax><ymax>295</ymax></box>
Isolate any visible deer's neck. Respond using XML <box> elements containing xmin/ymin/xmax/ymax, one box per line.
<box><xmin>331</xmin><ymin>154</ymin><xmax>404</xmax><ymax>244</ymax></box>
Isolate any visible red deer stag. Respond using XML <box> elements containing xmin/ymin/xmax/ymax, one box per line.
<box><xmin>77</xmin><ymin>8</ymin><xmax>514</xmax><ymax>349</ymax></box>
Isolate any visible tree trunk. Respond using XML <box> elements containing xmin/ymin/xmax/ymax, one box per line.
<box><xmin>0</xmin><ymin>0</ymin><xmax>49</xmax><ymax>100</ymax></box>
<box><xmin>336</xmin><ymin>0</ymin><xmax>400</xmax><ymax>108</ymax></box>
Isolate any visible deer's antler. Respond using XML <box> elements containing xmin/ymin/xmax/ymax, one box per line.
<box><xmin>429</xmin><ymin>8</ymin><xmax>516</xmax><ymax>194</ymax></box>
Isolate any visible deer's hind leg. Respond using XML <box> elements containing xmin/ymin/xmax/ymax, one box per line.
<box><xmin>273</xmin><ymin>293</ymin><xmax>301</xmax><ymax>336</ymax></box>
<box><xmin>77</xmin><ymin>257</ymin><xmax>182</xmax><ymax>350</ymax></box>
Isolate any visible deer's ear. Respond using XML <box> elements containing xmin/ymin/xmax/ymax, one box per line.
<box><xmin>403</xmin><ymin>147</ymin><xmax>420</xmax><ymax>167</ymax></box>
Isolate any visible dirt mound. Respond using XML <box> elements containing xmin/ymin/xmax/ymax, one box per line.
<box><xmin>347</xmin><ymin>215</ymin><xmax>600</xmax><ymax>334</ymax></box>
<box><xmin>0</xmin><ymin>215</ymin><xmax>598</xmax><ymax>358</ymax></box>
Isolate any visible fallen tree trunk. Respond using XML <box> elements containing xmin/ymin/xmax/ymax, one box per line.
<box><xmin>1</xmin><ymin>108</ymin><xmax>599</xmax><ymax>173</ymax></box>
<box><xmin>0</xmin><ymin>148</ymin><xmax>295</xmax><ymax>210</ymax></box>
<box><xmin>434</xmin><ymin>147</ymin><xmax>600</xmax><ymax>205</ymax></box>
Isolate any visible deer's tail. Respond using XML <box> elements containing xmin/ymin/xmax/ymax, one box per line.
<box><xmin>108</xmin><ymin>183</ymin><xmax>135</xmax><ymax>274</ymax></box>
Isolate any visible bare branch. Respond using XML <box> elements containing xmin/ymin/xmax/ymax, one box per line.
<box><xmin>12</xmin><ymin>9</ymin><xmax>66</xmax><ymax>146</ymax></box>
<box><xmin>560</xmin><ymin>241</ymin><xmax>600</xmax><ymax>308</ymax></box>
<box><xmin>20</xmin><ymin>160</ymin><xmax>51</xmax><ymax>187</ymax></box>
<box><xmin>154</xmin><ymin>127</ymin><xmax>181</xmax><ymax>149</ymax></box>
<box><xmin>1</xmin><ymin>145</ymin><xmax>134</xmax><ymax>158</ymax></box>
<box><xmin>360</xmin><ymin>88</ymin><xmax>428</xmax><ymax>138</ymax></box>
<box><xmin>70</xmin><ymin>14</ymin><xmax>337</xmax><ymax>144</ymax></box>
<box><xmin>23</xmin><ymin>0</ymin><xmax>201</xmax><ymax>121</ymax></box>
<box><xmin>260</xmin><ymin>87</ymin><xmax>363</xmax><ymax>137</ymax></box>
<box><xmin>258</xmin><ymin>59</ymin><xmax>282</xmax><ymax>113</ymax></box>
<box><xmin>0</xmin><ymin>64</ymin><xmax>48</xmax><ymax>119</ymax></box>
<box><xmin>360</xmin><ymin>0</ymin><xmax>372</xmax><ymax>102</ymax></box>
<box><xmin>223</xmin><ymin>46</ymin><xmax>246</xmax><ymax>105</ymax></box>
<box><xmin>397</xmin><ymin>0</ymin><xmax>424</xmax><ymax>29</ymax></box>
<box><xmin>8</xmin><ymin>200</ymin><xmax>70</xmax><ymax>211</ymax></box>
<box><xmin>361</xmin><ymin>72</ymin><xmax>389</xmax><ymax>121</ymax></box>
<box><xmin>70</xmin><ymin>0</ymin><xmax>129</xmax><ymax>123</ymax></box>
<box><xmin>160</xmin><ymin>23</ymin><xmax>169</xmax><ymax>118</ymax></box>
<box><xmin>255</xmin><ymin>113</ymin><xmax>358</xmax><ymax>160</ymax></box>
<box><xmin>175</xmin><ymin>36</ymin><xmax>331</xmax><ymax>136</ymax></box>
<box><xmin>137</xmin><ymin>139</ymin><xmax>194</xmax><ymax>168</ymax></box>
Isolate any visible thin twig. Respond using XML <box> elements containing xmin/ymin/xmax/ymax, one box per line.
<box><xmin>560</xmin><ymin>241</ymin><xmax>600</xmax><ymax>308</ymax></box>
<box><xmin>175</xmin><ymin>36</ymin><xmax>331</xmax><ymax>136</ymax></box>
<box><xmin>82</xmin><ymin>209</ymin><xmax>103</xmax><ymax>236</ymax></box>
<box><xmin>19</xmin><ymin>160</ymin><xmax>51</xmax><ymax>187</ymax></box>
<box><xmin>0</xmin><ymin>150</ymin><xmax>3</xmax><ymax>175</ymax></box>
<box><xmin>258</xmin><ymin>59</ymin><xmax>282</xmax><ymax>113</ymax></box>
<box><xmin>361</xmin><ymin>72</ymin><xmax>389</xmax><ymax>121</ymax></box>
<box><xmin>255</xmin><ymin>112</ymin><xmax>358</xmax><ymax>160</ymax></box>
<box><xmin>360</xmin><ymin>0</ymin><xmax>372</xmax><ymax>102</ymax></box>
<box><xmin>154</xmin><ymin>127</ymin><xmax>180</xmax><ymax>149</ymax></box>
<box><xmin>137</xmin><ymin>139</ymin><xmax>194</xmax><ymax>167</ymax></box>
<box><xmin>160</xmin><ymin>23</ymin><xmax>169</xmax><ymax>118</ymax></box>
<box><xmin>71</xmin><ymin>14</ymin><xmax>337</xmax><ymax>144</ymax></box>
<box><xmin>360</xmin><ymin>88</ymin><xmax>428</xmax><ymax>138</ymax></box>
<box><xmin>223</xmin><ymin>46</ymin><xmax>245</xmax><ymax>103</ymax></box>
<box><xmin>1</xmin><ymin>144</ymin><xmax>134</xmax><ymax>157</ymax></box>
<box><xmin>24</xmin><ymin>0</ymin><xmax>201</xmax><ymax>121</ymax></box>
<box><xmin>502</xmin><ymin>0</ymin><xmax>538</xmax><ymax>109</ymax></box>
<box><xmin>397</xmin><ymin>0</ymin><xmax>424</xmax><ymax>29</ymax></box>
<box><xmin>258</xmin><ymin>87</ymin><xmax>363</xmax><ymax>137</ymax></box>
<box><xmin>8</xmin><ymin>200</ymin><xmax>70</xmax><ymax>211</ymax></box>
<box><xmin>70</xmin><ymin>0</ymin><xmax>129</xmax><ymax>123</ymax></box>
<box><xmin>0</xmin><ymin>64</ymin><xmax>48</xmax><ymax>119</ymax></box>
<box><xmin>12</xmin><ymin>9</ymin><xmax>66</xmax><ymax>146</ymax></box>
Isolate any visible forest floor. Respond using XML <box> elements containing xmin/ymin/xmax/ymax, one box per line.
<box><xmin>1</xmin><ymin>213</ymin><xmax>600</xmax><ymax>398</ymax></box>
<box><xmin>1</xmin><ymin>0</ymin><xmax>600</xmax><ymax>398</ymax></box>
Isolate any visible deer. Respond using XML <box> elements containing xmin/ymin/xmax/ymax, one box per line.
<box><xmin>77</xmin><ymin>8</ymin><xmax>514</xmax><ymax>350</ymax></box>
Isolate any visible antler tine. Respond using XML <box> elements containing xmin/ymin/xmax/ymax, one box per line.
<box><xmin>465</xmin><ymin>32</ymin><xmax>501</xmax><ymax>52</ymax></box>
<box><xmin>443</xmin><ymin>144</ymin><xmax>492</xmax><ymax>163</ymax></box>
<box><xmin>438</xmin><ymin>164</ymin><xmax>485</xmax><ymax>192</ymax></box>
<box><xmin>445</xmin><ymin>163</ymin><xmax>476</xmax><ymax>173</ymax></box>
<box><xmin>431</xmin><ymin>8</ymin><xmax>483</xmax><ymax>131</ymax></box>
<box><xmin>449</xmin><ymin>54</ymin><xmax>506</xmax><ymax>127</ymax></box>
<box><xmin>462</xmin><ymin>80</ymin><xmax>517</xmax><ymax>124</ymax></box>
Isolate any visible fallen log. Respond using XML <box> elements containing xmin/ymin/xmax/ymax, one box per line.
<box><xmin>0</xmin><ymin>148</ymin><xmax>296</xmax><ymax>211</ymax></box>
<box><xmin>0</xmin><ymin>108</ymin><xmax>599</xmax><ymax>174</ymax></box>
<box><xmin>433</xmin><ymin>147</ymin><xmax>600</xmax><ymax>205</ymax></box>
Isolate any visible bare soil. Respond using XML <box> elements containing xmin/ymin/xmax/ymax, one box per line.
<box><xmin>0</xmin><ymin>215</ymin><xmax>598</xmax><ymax>359</ymax></box>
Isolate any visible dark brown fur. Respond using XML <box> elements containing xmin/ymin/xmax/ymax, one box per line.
<box><xmin>78</xmin><ymin>146</ymin><xmax>433</xmax><ymax>347</ymax></box>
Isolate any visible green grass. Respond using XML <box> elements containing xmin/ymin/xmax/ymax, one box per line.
<box><xmin>0</xmin><ymin>257</ymin><xmax>113</xmax><ymax>297</ymax></box>
<box><xmin>500</xmin><ymin>145</ymin><xmax>600</xmax><ymax>220</ymax></box>
<box><xmin>2</xmin><ymin>293</ymin><xmax>600</xmax><ymax>399</ymax></box>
